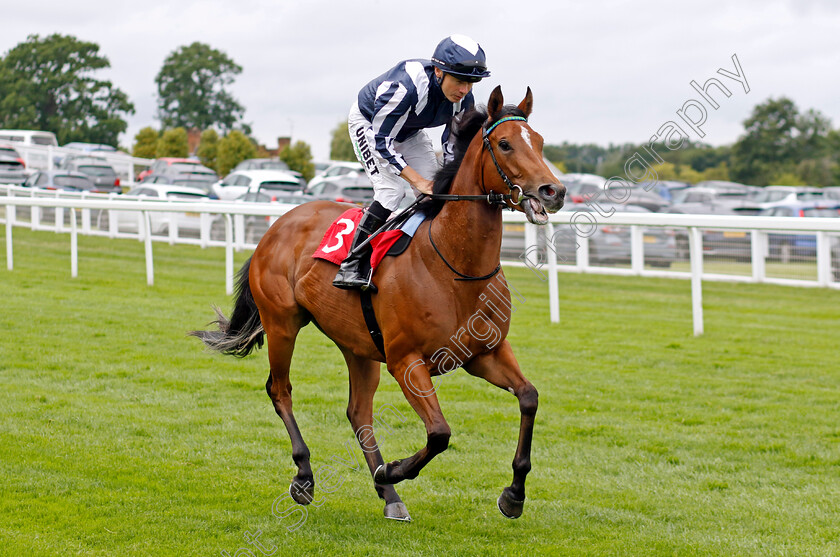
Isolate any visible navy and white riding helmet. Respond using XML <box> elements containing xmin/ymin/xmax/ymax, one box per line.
<box><xmin>431</xmin><ymin>34</ymin><xmax>491</xmax><ymax>83</ymax></box>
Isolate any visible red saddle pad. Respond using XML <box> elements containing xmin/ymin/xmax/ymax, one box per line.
<box><xmin>313</xmin><ymin>208</ymin><xmax>405</xmax><ymax>270</ymax></box>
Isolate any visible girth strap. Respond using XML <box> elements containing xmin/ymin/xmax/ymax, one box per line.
<box><xmin>360</xmin><ymin>289</ymin><xmax>385</xmax><ymax>357</ymax></box>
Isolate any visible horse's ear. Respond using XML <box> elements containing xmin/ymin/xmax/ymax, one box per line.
<box><xmin>487</xmin><ymin>86</ymin><xmax>504</xmax><ymax>121</ymax></box>
<box><xmin>517</xmin><ymin>87</ymin><xmax>533</xmax><ymax>118</ymax></box>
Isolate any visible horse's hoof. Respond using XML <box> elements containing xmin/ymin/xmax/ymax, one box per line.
<box><xmin>374</xmin><ymin>463</ymin><xmax>391</xmax><ymax>484</ymax></box>
<box><xmin>289</xmin><ymin>479</ymin><xmax>315</xmax><ymax>505</ymax></box>
<box><xmin>384</xmin><ymin>502</ymin><xmax>411</xmax><ymax>522</ymax></box>
<box><xmin>497</xmin><ymin>487</ymin><xmax>525</xmax><ymax>519</ymax></box>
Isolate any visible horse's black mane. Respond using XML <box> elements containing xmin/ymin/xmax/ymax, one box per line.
<box><xmin>420</xmin><ymin>104</ymin><xmax>527</xmax><ymax>218</ymax></box>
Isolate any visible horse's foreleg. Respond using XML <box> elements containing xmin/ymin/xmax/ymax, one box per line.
<box><xmin>341</xmin><ymin>350</ymin><xmax>411</xmax><ymax>521</ymax></box>
<box><xmin>464</xmin><ymin>341</ymin><xmax>537</xmax><ymax>519</ymax></box>
<box><xmin>374</xmin><ymin>356</ymin><xmax>451</xmax><ymax>486</ymax></box>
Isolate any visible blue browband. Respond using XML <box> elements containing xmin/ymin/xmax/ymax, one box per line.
<box><xmin>483</xmin><ymin>116</ymin><xmax>527</xmax><ymax>137</ymax></box>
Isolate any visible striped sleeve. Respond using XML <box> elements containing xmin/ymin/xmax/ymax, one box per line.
<box><xmin>370</xmin><ymin>80</ymin><xmax>415</xmax><ymax>174</ymax></box>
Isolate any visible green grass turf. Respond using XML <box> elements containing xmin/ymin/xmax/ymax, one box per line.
<box><xmin>1</xmin><ymin>226</ymin><xmax>839</xmax><ymax>556</ymax></box>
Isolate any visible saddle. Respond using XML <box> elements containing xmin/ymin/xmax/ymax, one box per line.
<box><xmin>313</xmin><ymin>207</ymin><xmax>427</xmax><ymax>270</ymax></box>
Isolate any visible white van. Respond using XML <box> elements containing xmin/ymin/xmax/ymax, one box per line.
<box><xmin>0</xmin><ymin>130</ymin><xmax>59</xmax><ymax>147</ymax></box>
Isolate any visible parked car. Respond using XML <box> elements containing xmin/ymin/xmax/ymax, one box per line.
<box><xmin>736</xmin><ymin>185</ymin><xmax>825</xmax><ymax>215</ymax></box>
<box><xmin>0</xmin><ymin>129</ymin><xmax>58</xmax><ymax>147</ymax></box>
<box><xmin>824</xmin><ymin>187</ymin><xmax>840</xmax><ymax>201</ymax></box>
<box><xmin>667</xmin><ymin>187</ymin><xmax>752</xmax><ymax>215</ymax></box>
<box><xmin>100</xmin><ymin>184</ymin><xmax>209</xmax><ymax>235</ymax></box>
<box><xmin>636</xmin><ymin>180</ymin><xmax>690</xmax><ymax>201</ymax></box>
<box><xmin>142</xmin><ymin>166</ymin><xmax>219</xmax><ymax>195</ymax></box>
<box><xmin>693</xmin><ymin>180</ymin><xmax>756</xmax><ymax>196</ymax></box>
<box><xmin>758</xmin><ymin>201</ymin><xmax>840</xmax><ymax>263</ymax></box>
<box><xmin>211</xmin><ymin>169</ymin><xmax>302</xmax><ymax>201</ymax></box>
<box><xmin>232</xmin><ymin>158</ymin><xmax>306</xmax><ymax>186</ymax></box>
<box><xmin>306</xmin><ymin>173</ymin><xmax>376</xmax><ymax>205</ymax></box>
<box><xmin>306</xmin><ymin>161</ymin><xmax>364</xmax><ymax>192</ymax></box>
<box><xmin>58</xmin><ymin>155</ymin><xmax>121</xmax><ymax>193</ymax></box>
<box><xmin>557</xmin><ymin>173</ymin><xmax>606</xmax><ymax>203</ymax></box>
<box><xmin>210</xmin><ymin>185</ymin><xmax>313</xmax><ymax>244</ymax></box>
<box><xmin>54</xmin><ymin>142</ymin><xmax>118</xmax><ymax>166</ymax></box>
<box><xmin>137</xmin><ymin>158</ymin><xmax>209</xmax><ymax>182</ymax></box>
<box><xmin>61</xmin><ymin>142</ymin><xmax>117</xmax><ymax>153</ymax></box>
<box><xmin>0</xmin><ymin>143</ymin><xmax>27</xmax><ymax>185</ymax></box>
<box><xmin>22</xmin><ymin>169</ymin><xmax>98</xmax><ymax>192</ymax></box>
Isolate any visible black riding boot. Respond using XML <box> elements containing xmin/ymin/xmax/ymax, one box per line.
<box><xmin>332</xmin><ymin>201</ymin><xmax>391</xmax><ymax>292</ymax></box>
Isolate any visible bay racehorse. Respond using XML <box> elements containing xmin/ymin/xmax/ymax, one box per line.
<box><xmin>191</xmin><ymin>86</ymin><xmax>565</xmax><ymax>521</ymax></box>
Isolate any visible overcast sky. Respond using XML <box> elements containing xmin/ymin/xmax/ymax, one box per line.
<box><xmin>3</xmin><ymin>0</ymin><xmax>839</xmax><ymax>160</ymax></box>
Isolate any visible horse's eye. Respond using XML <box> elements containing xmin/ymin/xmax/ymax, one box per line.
<box><xmin>498</xmin><ymin>140</ymin><xmax>512</xmax><ymax>152</ymax></box>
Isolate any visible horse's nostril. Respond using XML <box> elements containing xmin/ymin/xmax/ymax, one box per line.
<box><xmin>540</xmin><ymin>184</ymin><xmax>564</xmax><ymax>199</ymax></box>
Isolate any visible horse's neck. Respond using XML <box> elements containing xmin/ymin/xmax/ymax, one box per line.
<box><xmin>432</xmin><ymin>149</ymin><xmax>503</xmax><ymax>276</ymax></box>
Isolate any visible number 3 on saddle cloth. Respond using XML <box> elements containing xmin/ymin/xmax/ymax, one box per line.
<box><xmin>313</xmin><ymin>207</ymin><xmax>427</xmax><ymax>274</ymax></box>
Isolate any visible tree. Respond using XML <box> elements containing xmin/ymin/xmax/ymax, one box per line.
<box><xmin>280</xmin><ymin>141</ymin><xmax>316</xmax><ymax>182</ymax></box>
<box><xmin>155</xmin><ymin>42</ymin><xmax>245</xmax><ymax>133</ymax></box>
<box><xmin>156</xmin><ymin>127</ymin><xmax>188</xmax><ymax>158</ymax></box>
<box><xmin>216</xmin><ymin>130</ymin><xmax>256</xmax><ymax>176</ymax></box>
<box><xmin>197</xmin><ymin>129</ymin><xmax>220</xmax><ymax>172</ymax></box>
<box><xmin>330</xmin><ymin>121</ymin><xmax>356</xmax><ymax>161</ymax></box>
<box><xmin>132</xmin><ymin>127</ymin><xmax>159</xmax><ymax>159</ymax></box>
<box><xmin>730</xmin><ymin>97</ymin><xmax>832</xmax><ymax>186</ymax></box>
<box><xmin>0</xmin><ymin>33</ymin><xmax>134</xmax><ymax>145</ymax></box>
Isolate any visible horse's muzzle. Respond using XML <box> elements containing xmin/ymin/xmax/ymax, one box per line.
<box><xmin>538</xmin><ymin>183</ymin><xmax>566</xmax><ymax>212</ymax></box>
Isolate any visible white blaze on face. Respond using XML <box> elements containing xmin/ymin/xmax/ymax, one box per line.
<box><xmin>520</xmin><ymin>127</ymin><xmax>533</xmax><ymax>149</ymax></box>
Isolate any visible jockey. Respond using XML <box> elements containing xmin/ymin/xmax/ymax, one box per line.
<box><xmin>333</xmin><ymin>34</ymin><xmax>491</xmax><ymax>292</ymax></box>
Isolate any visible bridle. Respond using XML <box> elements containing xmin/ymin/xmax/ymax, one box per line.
<box><xmin>425</xmin><ymin>115</ymin><xmax>528</xmax><ymax>208</ymax></box>
<box><xmin>426</xmin><ymin>114</ymin><xmax>530</xmax><ymax>281</ymax></box>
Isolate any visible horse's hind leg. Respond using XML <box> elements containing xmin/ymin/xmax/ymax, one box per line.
<box><xmin>341</xmin><ymin>350</ymin><xmax>411</xmax><ymax>521</ymax></box>
<box><xmin>263</xmin><ymin>308</ymin><xmax>314</xmax><ymax>505</ymax></box>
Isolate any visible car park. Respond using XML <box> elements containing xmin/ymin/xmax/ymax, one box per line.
<box><xmin>99</xmin><ymin>184</ymin><xmax>210</xmax><ymax>235</ymax></box>
<box><xmin>0</xmin><ymin>143</ymin><xmax>27</xmax><ymax>185</ymax></box>
<box><xmin>500</xmin><ymin>202</ymin><xmax>677</xmax><ymax>267</ymax></box>
<box><xmin>58</xmin><ymin>155</ymin><xmax>121</xmax><ymax>193</ymax></box>
<box><xmin>211</xmin><ymin>169</ymin><xmax>302</xmax><ymax>201</ymax></box>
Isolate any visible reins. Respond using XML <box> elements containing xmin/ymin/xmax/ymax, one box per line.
<box><xmin>425</xmin><ymin>114</ymin><xmax>528</xmax><ymax>281</ymax></box>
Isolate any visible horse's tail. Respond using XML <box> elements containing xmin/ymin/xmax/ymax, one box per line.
<box><xmin>189</xmin><ymin>257</ymin><xmax>265</xmax><ymax>357</ymax></box>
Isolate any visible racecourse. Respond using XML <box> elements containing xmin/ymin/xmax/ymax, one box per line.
<box><xmin>1</xmin><ymin>227</ymin><xmax>839</xmax><ymax>556</ymax></box>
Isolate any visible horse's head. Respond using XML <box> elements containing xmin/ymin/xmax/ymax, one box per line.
<box><xmin>482</xmin><ymin>86</ymin><xmax>565</xmax><ymax>225</ymax></box>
